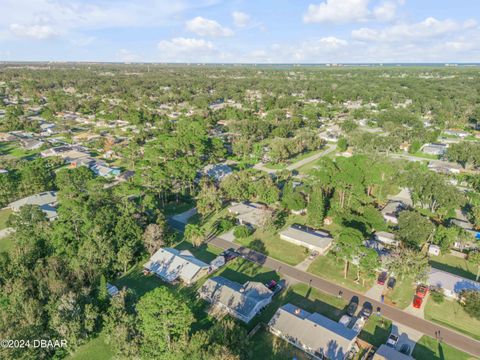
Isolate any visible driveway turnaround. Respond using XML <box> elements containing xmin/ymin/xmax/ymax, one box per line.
<box><xmin>208</xmin><ymin>236</ymin><xmax>480</xmax><ymax>358</ymax></box>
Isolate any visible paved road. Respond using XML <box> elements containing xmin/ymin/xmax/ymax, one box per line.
<box><xmin>253</xmin><ymin>144</ymin><xmax>336</xmax><ymax>174</ymax></box>
<box><xmin>207</xmin><ymin>236</ymin><xmax>480</xmax><ymax>358</ymax></box>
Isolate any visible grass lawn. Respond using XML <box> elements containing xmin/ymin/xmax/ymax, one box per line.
<box><xmin>412</xmin><ymin>335</ymin><xmax>476</xmax><ymax>360</ymax></box>
<box><xmin>0</xmin><ymin>235</ymin><xmax>13</xmax><ymax>253</ymax></box>
<box><xmin>250</xmin><ymin>329</ymin><xmax>310</xmax><ymax>360</ymax></box>
<box><xmin>358</xmin><ymin>315</ymin><xmax>392</xmax><ymax>347</ymax></box>
<box><xmin>68</xmin><ymin>333</ymin><xmax>113</xmax><ymax>360</ymax></box>
<box><xmin>0</xmin><ymin>208</ymin><xmax>12</xmax><ymax>230</ymax></box>
<box><xmin>234</xmin><ymin>228</ymin><xmax>308</xmax><ymax>266</ymax></box>
<box><xmin>307</xmin><ymin>252</ymin><xmax>373</xmax><ymax>293</ymax></box>
<box><xmin>429</xmin><ymin>253</ymin><xmax>477</xmax><ymax>281</ymax></box>
<box><xmin>0</xmin><ymin>142</ymin><xmax>41</xmax><ymax>159</ymax></box>
<box><xmin>175</xmin><ymin>240</ymin><xmax>223</xmax><ymax>263</ymax></box>
<box><xmin>386</xmin><ymin>275</ymin><xmax>415</xmax><ymax>309</ymax></box>
<box><xmin>424</xmin><ymin>298</ymin><xmax>480</xmax><ymax>341</ymax></box>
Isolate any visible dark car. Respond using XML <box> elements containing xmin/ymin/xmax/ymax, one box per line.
<box><xmin>221</xmin><ymin>248</ymin><xmax>239</xmax><ymax>262</ymax></box>
<box><xmin>399</xmin><ymin>344</ymin><xmax>411</xmax><ymax>355</ymax></box>
<box><xmin>346</xmin><ymin>296</ymin><xmax>359</xmax><ymax>316</ymax></box>
<box><xmin>387</xmin><ymin>277</ymin><xmax>396</xmax><ymax>290</ymax></box>
<box><xmin>360</xmin><ymin>302</ymin><xmax>373</xmax><ymax>319</ymax></box>
<box><xmin>265</xmin><ymin>279</ymin><xmax>285</xmax><ymax>295</ymax></box>
<box><xmin>377</xmin><ymin>271</ymin><xmax>388</xmax><ymax>285</ymax></box>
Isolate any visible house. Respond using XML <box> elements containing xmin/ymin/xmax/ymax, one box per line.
<box><xmin>428</xmin><ymin>244</ymin><xmax>441</xmax><ymax>256</ymax></box>
<box><xmin>381</xmin><ymin>201</ymin><xmax>406</xmax><ymax>224</ymax></box>
<box><xmin>91</xmin><ymin>163</ymin><xmax>121</xmax><ymax>178</ymax></box>
<box><xmin>427</xmin><ymin>268</ymin><xmax>480</xmax><ymax>299</ymax></box>
<box><xmin>421</xmin><ymin>143</ymin><xmax>447</xmax><ymax>156</ymax></box>
<box><xmin>228</xmin><ymin>202</ymin><xmax>273</xmax><ymax>228</ymax></box>
<box><xmin>374</xmin><ymin>231</ymin><xmax>399</xmax><ymax>247</ymax></box>
<box><xmin>373</xmin><ymin>344</ymin><xmax>414</xmax><ymax>360</ymax></box>
<box><xmin>203</xmin><ymin>163</ymin><xmax>232</xmax><ymax>182</ymax></box>
<box><xmin>268</xmin><ymin>303</ymin><xmax>357</xmax><ymax>360</ymax></box>
<box><xmin>20</xmin><ymin>138</ymin><xmax>44</xmax><ymax>150</ymax></box>
<box><xmin>428</xmin><ymin>160</ymin><xmax>462</xmax><ymax>174</ymax></box>
<box><xmin>116</xmin><ymin>170</ymin><xmax>135</xmax><ymax>182</ymax></box>
<box><xmin>106</xmin><ymin>283</ymin><xmax>119</xmax><ymax>297</ymax></box>
<box><xmin>144</xmin><ymin>248</ymin><xmax>209</xmax><ymax>285</ymax></box>
<box><xmin>444</xmin><ymin>129</ymin><xmax>470</xmax><ymax>138</ymax></box>
<box><xmin>198</xmin><ymin>276</ymin><xmax>273</xmax><ymax>323</ymax></box>
<box><xmin>9</xmin><ymin>191</ymin><xmax>58</xmax><ymax>220</ymax></box>
<box><xmin>279</xmin><ymin>224</ymin><xmax>333</xmax><ymax>254</ymax></box>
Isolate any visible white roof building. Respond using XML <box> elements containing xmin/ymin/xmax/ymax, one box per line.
<box><xmin>228</xmin><ymin>202</ymin><xmax>273</xmax><ymax>227</ymax></box>
<box><xmin>9</xmin><ymin>191</ymin><xmax>58</xmax><ymax>220</ymax></box>
<box><xmin>427</xmin><ymin>268</ymin><xmax>480</xmax><ymax>299</ymax></box>
<box><xmin>144</xmin><ymin>248</ymin><xmax>209</xmax><ymax>285</ymax></box>
<box><xmin>268</xmin><ymin>303</ymin><xmax>357</xmax><ymax>360</ymax></box>
<box><xmin>374</xmin><ymin>231</ymin><xmax>399</xmax><ymax>247</ymax></box>
<box><xmin>279</xmin><ymin>224</ymin><xmax>333</xmax><ymax>254</ymax></box>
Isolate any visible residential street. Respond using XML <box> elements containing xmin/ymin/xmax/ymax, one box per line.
<box><xmin>207</xmin><ymin>236</ymin><xmax>480</xmax><ymax>358</ymax></box>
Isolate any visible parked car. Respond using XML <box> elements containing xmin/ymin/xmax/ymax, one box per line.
<box><xmin>308</xmin><ymin>250</ymin><xmax>319</xmax><ymax>260</ymax></box>
<box><xmin>377</xmin><ymin>271</ymin><xmax>388</xmax><ymax>285</ymax></box>
<box><xmin>265</xmin><ymin>279</ymin><xmax>284</xmax><ymax>295</ymax></box>
<box><xmin>346</xmin><ymin>296</ymin><xmax>359</xmax><ymax>316</ymax></box>
<box><xmin>416</xmin><ymin>284</ymin><xmax>429</xmax><ymax>298</ymax></box>
<box><xmin>359</xmin><ymin>302</ymin><xmax>373</xmax><ymax>319</ymax></box>
<box><xmin>387</xmin><ymin>277</ymin><xmax>396</xmax><ymax>290</ymax></box>
<box><xmin>221</xmin><ymin>248</ymin><xmax>239</xmax><ymax>262</ymax></box>
<box><xmin>386</xmin><ymin>334</ymin><xmax>399</xmax><ymax>348</ymax></box>
<box><xmin>413</xmin><ymin>295</ymin><xmax>423</xmax><ymax>308</ymax></box>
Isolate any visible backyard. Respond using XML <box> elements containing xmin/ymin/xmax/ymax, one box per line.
<box><xmin>412</xmin><ymin>335</ymin><xmax>476</xmax><ymax>360</ymax></box>
<box><xmin>0</xmin><ymin>208</ymin><xmax>12</xmax><ymax>230</ymax></box>
<box><xmin>429</xmin><ymin>253</ymin><xmax>477</xmax><ymax>281</ymax></box>
<box><xmin>307</xmin><ymin>252</ymin><xmax>374</xmax><ymax>292</ymax></box>
<box><xmin>424</xmin><ymin>298</ymin><xmax>480</xmax><ymax>341</ymax></box>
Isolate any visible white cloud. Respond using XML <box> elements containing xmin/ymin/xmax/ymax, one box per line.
<box><xmin>157</xmin><ymin>37</ymin><xmax>217</xmax><ymax>62</ymax></box>
<box><xmin>373</xmin><ymin>2</ymin><xmax>397</xmax><ymax>21</ymax></box>
<box><xmin>186</xmin><ymin>16</ymin><xmax>233</xmax><ymax>37</ymax></box>
<box><xmin>232</xmin><ymin>11</ymin><xmax>251</xmax><ymax>28</ymax></box>
<box><xmin>303</xmin><ymin>0</ymin><xmax>371</xmax><ymax>23</ymax></box>
<box><xmin>9</xmin><ymin>23</ymin><xmax>59</xmax><ymax>39</ymax></box>
<box><xmin>352</xmin><ymin>17</ymin><xmax>478</xmax><ymax>42</ymax></box>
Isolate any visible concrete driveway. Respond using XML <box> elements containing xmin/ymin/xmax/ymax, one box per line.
<box><xmin>171</xmin><ymin>207</ymin><xmax>197</xmax><ymax>224</ymax></box>
<box><xmin>365</xmin><ymin>283</ymin><xmax>386</xmax><ymax>301</ymax></box>
<box><xmin>391</xmin><ymin>323</ymin><xmax>423</xmax><ymax>356</ymax></box>
<box><xmin>218</xmin><ymin>229</ymin><xmax>235</xmax><ymax>242</ymax></box>
<box><xmin>404</xmin><ymin>293</ymin><xmax>429</xmax><ymax>319</ymax></box>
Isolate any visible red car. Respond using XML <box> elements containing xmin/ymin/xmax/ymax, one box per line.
<box><xmin>416</xmin><ymin>285</ymin><xmax>429</xmax><ymax>298</ymax></box>
<box><xmin>413</xmin><ymin>295</ymin><xmax>423</xmax><ymax>308</ymax></box>
<box><xmin>377</xmin><ymin>271</ymin><xmax>388</xmax><ymax>285</ymax></box>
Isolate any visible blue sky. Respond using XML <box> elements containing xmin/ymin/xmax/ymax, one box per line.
<box><xmin>0</xmin><ymin>0</ymin><xmax>479</xmax><ymax>63</ymax></box>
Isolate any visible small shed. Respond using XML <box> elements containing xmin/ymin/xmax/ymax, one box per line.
<box><xmin>428</xmin><ymin>244</ymin><xmax>441</xmax><ymax>256</ymax></box>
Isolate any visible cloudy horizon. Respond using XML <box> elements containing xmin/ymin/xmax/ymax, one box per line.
<box><xmin>0</xmin><ymin>0</ymin><xmax>479</xmax><ymax>63</ymax></box>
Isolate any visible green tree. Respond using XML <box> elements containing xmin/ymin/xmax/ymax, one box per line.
<box><xmin>137</xmin><ymin>287</ymin><xmax>194</xmax><ymax>358</ymax></box>
<box><xmin>397</xmin><ymin>211</ymin><xmax>434</xmax><ymax>249</ymax></box>
<box><xmin>468</xmin><ymin>251</ymin><xmax>480</xmax><ymax>281</ymax></box>
<box><xmin>460</xmin><ymin>290</ymin><xmax>480</xmax><ymax>320</ymax></box>
<box><xmin>184</xmin><ymin>223</ymin><xmax>206</xmax><ymax>247</ymax></box>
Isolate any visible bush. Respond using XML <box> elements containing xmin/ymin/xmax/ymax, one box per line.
<box><xmin>233</xmin><ymin>225</ymin><xmax>252</xmax><ymax>239</ymax></box>
<box><xmin>216</xmin><ymin>217</ymin><xmax>236</xmax><ymax>233</ymax></box>
<box><xmin>430</xmin><ymin>290</ymin><xmax>445</xmax><ymax>304</ymax></box>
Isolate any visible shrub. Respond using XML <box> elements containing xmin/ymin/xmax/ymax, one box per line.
<box><xmin>233</xmin><ymin>225</ymin><xmax>252</xmax><ymax>239</ymax></box>
<box><xmin>216</xmin><ymin>217</ymin><xmax>236</xmax><ymax>233</ymax></box>
<box><xmin>430</xmin><ymin>290</ymin><xmax>445</xmax><ymax>304</ymax></box>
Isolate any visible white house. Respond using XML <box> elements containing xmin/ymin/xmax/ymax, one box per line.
<box><xmin>374</xmin><ymin>231</ymin><xmax>399</xmax><ymax>247</ymax></box>
<box><xmin>428</xmin><ymin>244</ymin><xmax>441</xmax><ymax>256</ymax></box>
<box><xmin>428</xmin><ymin>160</ymin><xmax>462</xmax><ymax>174</ymax></box>
<box><xmin>421</xmin><ymin>143</ymin><xmax>447</xmax><ymax>156</ymax></box>
<box><xmin>9</xmin><ymin>191</ymin><xmax>58</xmax><ymax>220</ymax></box>
<box><xmin>427</xmin><ymin>268</ymin><xmax>480</xmax><ymax>299</ymax></box>
<box><xmin>373</xmin><ymin>344</ymin><xmax>414</xmax><ymax>360</ymax></box>
<box><xmin>198</xmin><ymin>276</ymin><xmax>273</xmax><ymax>323</ymax></box>
<box><xmin>268</xmin><ymin>303</ymin><xmax>358</xmax><ymax>360</ymax></box>
<box><xmin>381</xmin><ymin>201</ymin><xmax>406</xmax><ymax>224</ymax></box>
<box><xmin>228</xmin><ymin>202</ymin><xmax>273</xmax><ymax>228</ymax></box>
<box><xmin>279</xmin><ymin>224</ymin><xmax>333</xmax><ymax>254</ymax></box>
<box><xmin>144</xmin><ymin>248</ymin><xmax>209</xmax><ymax>285</ymax></box>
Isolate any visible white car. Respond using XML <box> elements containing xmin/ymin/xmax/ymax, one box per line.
<box><xmin>386</xmin><ymin>334</ymin><xmax>399</xmax><ymax>348</ymax></box>
<box><xmin>339</xmin><ymin>315</ymin><xmax>352</xmax><ymax>327</ymax></box>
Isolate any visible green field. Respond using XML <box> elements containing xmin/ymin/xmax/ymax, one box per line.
<box><xmin>358</xmin><ymin>315</ymin><xmax>392</xmax><ymax>347</ymax></box>
<box><xmin>234</xmin><ymin>229</ymin><xmax>308</xmax><ymax>266</ymax></box>
<box><xmin>424</xmin><ymin>298</ymin><xmax>480</xmax><ymax>341</ymax></box>
<box><xmin>307</xmin><ymin>252</ymin><xmax>373</xmax><ymax>292</ymax></box>
<box><xmin>0</xmin><ymin>235</ymin><xmax>13</xmax><ymax>253</ymax></box>
<box><xmin>412</xmin><ymin>335</ymin><xmax>476</xmax><ymax>360</ymax></box>
<box><xmin>68</xmin><ymin>333</ymin><xmax>113</xmax><ymax>360</ymax></box>
<box><xmin>250</xmin><ymin>330</ymin><xmax>310</xmax><ymax>360</ymax></box>
<box><xmin>386</xmin><ymin>275</ymin><xmax>415</xmax><ymax>309</ymax></box>
<box><xmin>430</xmin><ymin>253</ymin><xmax>478</xmax><ymax>281</ymax></box>
<box><xmin>0</xmin><ymin>208</ymin><xmax>12</xmax><ymax>230</ymax></box>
